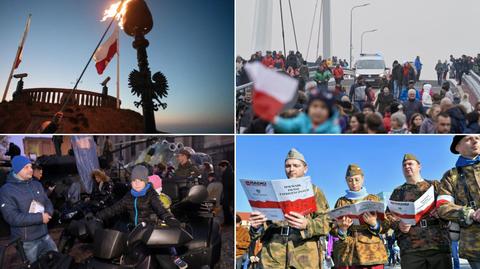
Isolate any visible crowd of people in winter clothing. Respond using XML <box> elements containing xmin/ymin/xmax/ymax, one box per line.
<box><xmin>237</xmin><ymin>51</ymin><xmax>480</xmax><ymax>134</ymax></box>
<box><xmin>0</xmin><ymin>147</ymin><xmax>234</xmax><ymax>265</ymax></box>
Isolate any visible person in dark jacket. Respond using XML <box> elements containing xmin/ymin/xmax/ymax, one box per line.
<box><xmin>219</xmin><ymin>160</ymin><xmax>234</xmax><ymax>225</ymax></box>
<box><xmin>5</xmin><ymin>142</ymin><xmax>21</xmax><ymax>159</ymax></box>
<box><xmin>375</xmin><ymin>86</ymin><xmax>394</xmax><ymax>115</ymax></box>
<box><xmin>0</xmin><ymin>156</ymin><xmax>57</xmax><ymax>263</ymax></box>
<box><xmin>96</xmin><ymin>165</ymin><xmax>180</xmax><ymax>228</ymax></box>
<box><xmin>392</xmin><ymin>60</ymin><xmax>403</xmax><ymax>99</ymax></box>
<box><xmin>90</xmin><ymin>169</ymin><xmax>114</xmax><ymax>206</ymax></box>
<box><xmin>403</xmin><ymin>89</ymin><xmax>425</xmax><ymax>122</ymax></box>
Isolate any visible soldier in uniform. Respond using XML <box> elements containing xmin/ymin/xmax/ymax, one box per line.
<box><xmin>173</xmin><ymin>149</ymin><xmax>200</xmax><ymax>179</ymax></box>
<box><xmin>249</xmin><ymin>148</ymin><xmax>330</xmax><ymax>269</ymax></box>
<box><xmin>331</xmin><ymin>164</ymin><xmax>387</xmax><ymax>269</ymax></box>
<box><xmin>437</xmin><ymin>135</ymin><xmax>480</xmax><ymax>269</ymax></box>
<box><xmin>386</xmin><ymin>154</ymin><xmax>452</xmax><ymax>269</ymax></box>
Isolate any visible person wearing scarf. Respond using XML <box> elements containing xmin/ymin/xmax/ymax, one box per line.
<box><xmin>331</xmin><ymin>164</ymin><xmax>387</xmax><ymax>269</ymax></box>
<box><xmin>96</xmin><ymin>165</ymin><xmax>180</xmax><ymax>228</ymax></box>
<box><xmin>437</xmin><ymin>135</ymin><xmax>480</xmax><ymax>269</ymax></box>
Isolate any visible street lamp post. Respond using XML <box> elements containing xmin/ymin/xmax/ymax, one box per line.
<box><xmin>360</xmin><ymin>29</ymin><xmax>377</xmax><ymax>54</ymax></box>
<box><xmin>123</xmin><ymin>0</ymin><xmax>169</xmax><ymax>133</ymax></box>
<box><xmin>349</xmin><ymin>3</ymin><xmax>370</xmax><ymax>68</ymax></box>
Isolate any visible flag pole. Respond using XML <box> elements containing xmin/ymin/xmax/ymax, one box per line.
<box><xmin>116</xmin><ymin>24</ymin><xmax>120</xmax><ymax>109</ymax></box>
<box><xmin>2</xmin><ymin>14</ymin><xmax>31</xmax><ymax>102</ymax></box>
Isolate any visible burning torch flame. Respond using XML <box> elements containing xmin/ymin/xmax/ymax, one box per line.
<box><xmin>101</xmin><ymin>0</ymin><xmax>132</xmax><ymax>28</ymax></box>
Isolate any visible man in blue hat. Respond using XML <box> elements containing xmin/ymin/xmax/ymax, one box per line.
<box><xmin>0</xmin><ymin>155</ymin><xmax>57</xmax><ymax>263</ymax></box>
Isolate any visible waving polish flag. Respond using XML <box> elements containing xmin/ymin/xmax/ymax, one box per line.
<box><xmin>93</xmin><ymin>26</ymin><xmax>118</xmax><ymax>75</ymax></box>
<box><xmin>244</xmin><ymin>62</ymin><xmax>298</xmax><ymax>122</ymax></box>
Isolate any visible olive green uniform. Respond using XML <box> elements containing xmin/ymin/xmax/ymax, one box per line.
<box><xmin>173</xmin><ymin>161</ymin><xmax>200</xmax><ymax>178</ymax></box>
<box><xmin>251</xmin><ymin>185</ymin><xmax>330</xmax><ymax>269</ymax></box>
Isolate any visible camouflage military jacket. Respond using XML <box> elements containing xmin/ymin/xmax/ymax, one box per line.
<box><xmin>250</xmin><ymin>185</ymin><xmax>330</xmax><ymax>269</ymax></box>
<box><xmin>437</xmin><ymin>164</ymin><xmax>480</xmax><ymax>261</ymax></box>
<box><xmin>331</xmin><ymin>194</ymin><xmax>387</xmax><ymax>267</ymax></box>
<box><xmin>386</xmin><ymin>180</ymin><xmax>450</xmax><ymax>256</ymax></box>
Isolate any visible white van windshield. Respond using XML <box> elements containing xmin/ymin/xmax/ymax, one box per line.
<box><xmin>356</xmin><ymin>60</ymin><xmax>385</xmax><ymax>69</ymax></box>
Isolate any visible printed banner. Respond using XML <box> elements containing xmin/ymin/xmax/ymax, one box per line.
<box><xmin>240</xmin><ymin>176</ymin><xmax>317</xmax><ymax>221</ymax></box>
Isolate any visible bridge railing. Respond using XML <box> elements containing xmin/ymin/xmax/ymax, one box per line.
<box><xmin>13</xmin><ymin>88</ymin><xmax>118</xmax><ymax>108</ymax></box>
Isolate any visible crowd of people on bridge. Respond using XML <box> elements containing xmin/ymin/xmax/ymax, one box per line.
<box><xmin>237</xmin><ymin>50</ymin><xmax>480</xmax><ymax>134</ymax></box>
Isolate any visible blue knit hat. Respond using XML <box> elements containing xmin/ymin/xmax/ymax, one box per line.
<box><xmin>12</xmin><ymin>156</ymin><xmax>31</xmax><ymax>174</ymax></box>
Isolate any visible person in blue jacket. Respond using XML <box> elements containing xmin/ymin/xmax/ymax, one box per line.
<box><xmin>0</xmin><ymin>156</ymin><xmax>57</xmax><ymax>264</ymax></box>
<box><xmin>273</xmin><ymin>91</ymin><xmax>341</xmax><ymax>133</ymax></box>
<box><xmin>414</xmin><ymin>56</ymin><xmax>423</xmax><ymax>81</ymax></box>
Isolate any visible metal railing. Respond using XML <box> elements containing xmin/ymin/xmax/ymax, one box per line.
<box><xmin>13</xmin><ymin>88</ymin><xmax>118</xmax><ymax>108</ymax></box>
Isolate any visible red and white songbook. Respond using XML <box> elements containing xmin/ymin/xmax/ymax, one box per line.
<box><xmin>329</xmin><ymin>200</ymin><xmax>385</xmax><ymax>225</ymax></box>
<box><xmin>387</xmin><ymin>185</ymin><xmax>435</xmax><ymax>225</ymax></box>
<box><xmin>240</xmin><ymin>176</ymin><xmax>317</xmax><ymax>221</ymax></box>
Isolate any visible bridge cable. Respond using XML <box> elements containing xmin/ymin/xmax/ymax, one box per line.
<box><xmin>306</xmin><ymin>0</ymin><xmax>320</xmax><ymax>61</ymax></box>
<box><xmin>279</xmin><ymin>0</ymin><xmax>287</xmax><ymax>54</ymax></box>
<box><xmin>287</xmin><ymin>0</ymin><xmax>298</xmax><ymax>52</ymax></box>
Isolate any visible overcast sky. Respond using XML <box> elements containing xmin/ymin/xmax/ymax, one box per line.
<box><xmin>236</xmin><ymin>0</ymin><xmax>480</xmax><ymax>80</ymax></box>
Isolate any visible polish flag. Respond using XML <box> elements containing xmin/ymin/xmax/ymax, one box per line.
<box><xmin>93</xmin><ymin>26</ymin><xmax>118</xmax><ymax>75</ymax></box>
<box><xmin>244</xmin><ymin>62</ymin><xmax>298</xmax><ymax>122</ymax></box>
<box><xmin>13</xmin><ymin>14</ymin><xmax>31</xmax><ymax>69</ymax></box>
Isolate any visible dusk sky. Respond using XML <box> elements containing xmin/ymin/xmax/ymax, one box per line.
<box><xmin>0</xmin><ymin>0</ymin><xmax>234</xmax><ymax>133</ymax></box>
<box><xmin>236</xmin><ymin>135</ymin><xmax>459</xmax><ymax>212</ymax></box>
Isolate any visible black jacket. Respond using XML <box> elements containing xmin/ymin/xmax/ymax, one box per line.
<box><xmin>96</xmin><ymin>186</ymin><xmax>178</xmax><ymax>226</ymax></box>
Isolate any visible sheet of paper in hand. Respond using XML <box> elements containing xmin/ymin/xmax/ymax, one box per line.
<box><xmin>328</xmin><ymin>200</ymin><xmax>385</xmax><ymax>225</ymax></box>
<box><xmin>28</xmin><ymin>200</ymin><xmax>45</xmax><ymax>214</ymax></box>
<box><xmin>387</xmin><ymin>185</ymin><xmax>435</xmax><ymax>225</ymax></box>
<box><xmin>240</xmin><ymin>176</ymin><xmax>317</xmax><ymax>221</ymax></box>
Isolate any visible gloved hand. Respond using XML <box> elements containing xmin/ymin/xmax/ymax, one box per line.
<box><xmin>164</xmin><ymin>217</ymin><xmax>181</xmax><ymax>227</ymax></box>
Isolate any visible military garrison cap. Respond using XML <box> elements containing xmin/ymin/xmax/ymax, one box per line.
<box><xmin>345</xmin><ymin>164</ymin><xmax>363</xmax><ymax>178</ymax></box>
<box><xmin>285</xmin><ymin>148</ymin><xmax>306</xmax><ymax>165</ymax></box>
<box><xmin>403</xmin><ymin>153</ymin><xmax>420</xmax><ymax>164</ymax></box>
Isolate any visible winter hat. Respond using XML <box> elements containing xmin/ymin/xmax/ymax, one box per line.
<box><xmin>307</xmin><ymin>91</ymin><xmax>335</xmax><ymax>117</ymax></box>
<box><xmin>148</xmin><ymin>175</ymin><xmax>162</xmax><ymax>190</ymax></box>
<box><xmin>345</xmin><ymin>164</ymin><xmax>364</xmax><ymax>178</ymax></box>
<box><xmin>285</xmin><ymin>148</ymin><xmax>306</xmax><ymax>165</ymax></box>
<box><xmin>423</xmin><ymin>84</ymin><xmax>432</xmax><ymax>92</ymax></box>
<box><xmin>12</xmin><ymin>156</ymin><xmax>31</xmax><ymax>174</ymax></box>
<box><xmin>130</xmin><ymin>165</ymin><xmax>149</xmax><ymax>183</ymax></box>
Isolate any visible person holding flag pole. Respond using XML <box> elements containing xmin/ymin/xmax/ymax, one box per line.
<box><xmin>2</xmin><ymin>14</ymin><xmax>31</xmax><ymax>102</ymax></box>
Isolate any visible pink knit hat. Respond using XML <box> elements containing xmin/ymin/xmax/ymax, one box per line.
<box><xmin>148</xmin><ymin>175</ymin><xmax>162</xmax><ymax>190</ymax></box>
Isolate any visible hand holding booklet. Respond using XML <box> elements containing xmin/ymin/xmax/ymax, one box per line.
<box><xmin>239</xmin><ymin>176</ymin><xmax>317</xmax><ymax>221</ymax></box>
<box><xmin>328</xmin><ymin>200</ymin><xmax>385</xmax><ymax>225</ymax></box>
<box><xmin>387</xmin><ymin>185</ymin><xmax>435</xmax><ymax>225</ymax></box>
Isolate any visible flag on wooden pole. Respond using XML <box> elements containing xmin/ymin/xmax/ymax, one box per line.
<box><xmin>2</xmin><ymin>14</ymin><xmax>32</xmax><ymax>102</ymax></box>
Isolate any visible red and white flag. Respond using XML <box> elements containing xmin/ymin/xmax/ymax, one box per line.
<box><xmin>13</xmin><ymin>14</ymin><xmax>31</xmax><ymax>69</ymax></box>
<box><xmin>93</xmin><ymin>26</ymin><xmax>118</xmax><ymax>75</ymax></box>
<box><xmin>244</xmin><ymin>62</ymin><xmax>298</xmax><ymax>122</ymax></box>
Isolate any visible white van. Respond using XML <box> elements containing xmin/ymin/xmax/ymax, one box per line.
<box><xmin>353</xmin><ymin>53</ymin><xmax>388</xmax><ymax>88</ymax></box>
